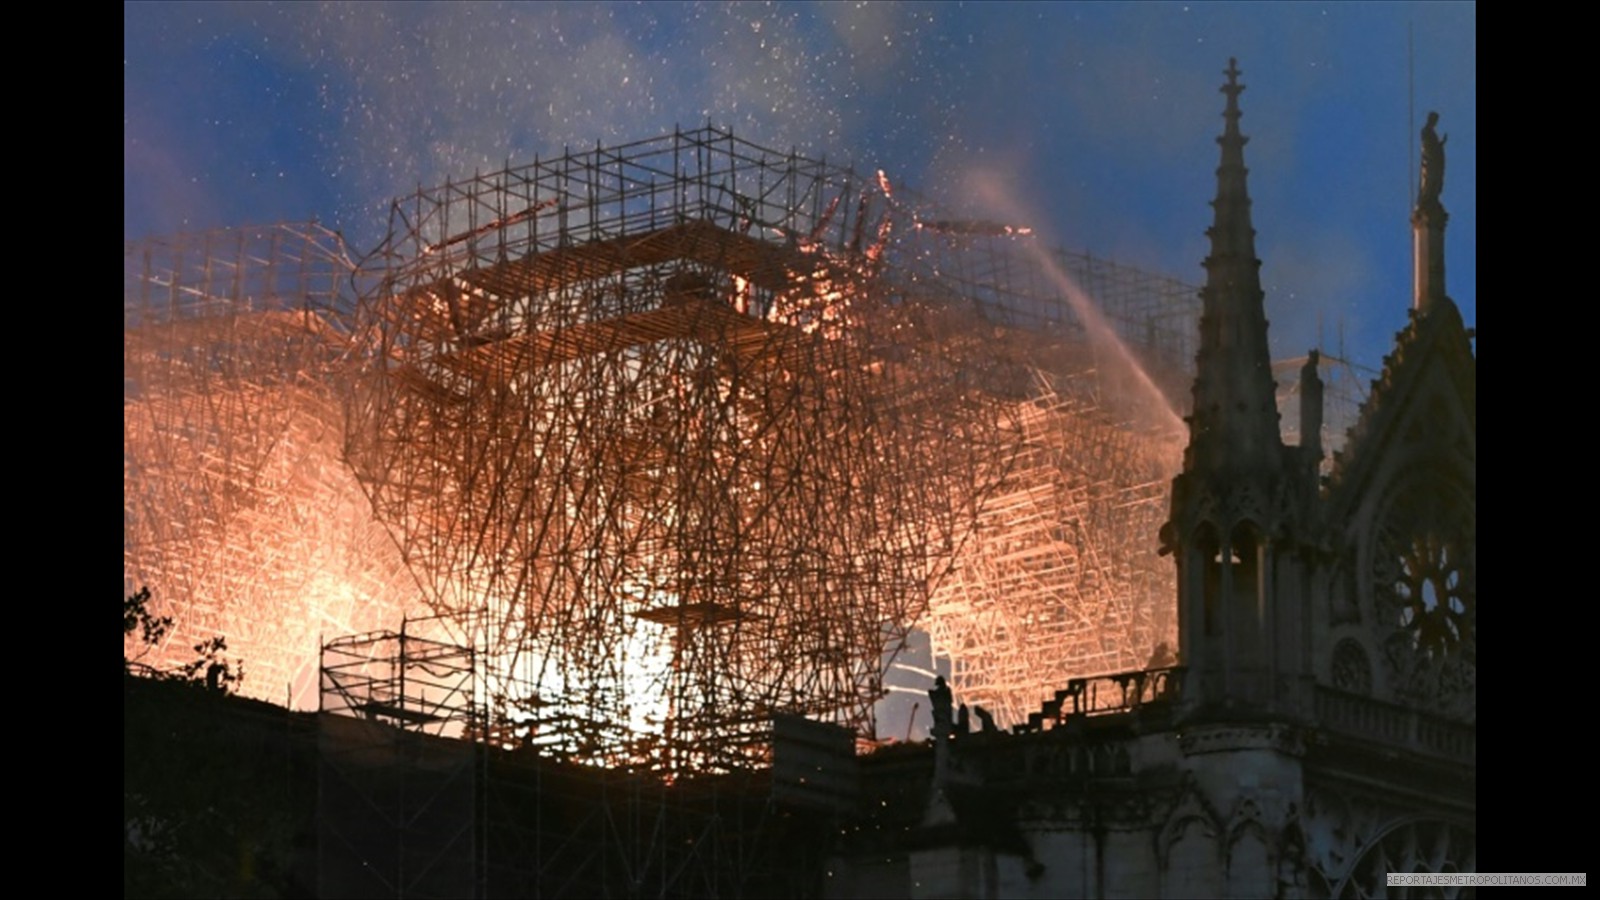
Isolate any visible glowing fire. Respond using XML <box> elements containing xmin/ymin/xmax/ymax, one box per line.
<box><xmin>129</xmin><ymin>136</ymin><xmax>1201</xmax><ymax>767</ymax></box>
<box><xmin>123</xmin><ymin>375</ymin><xmax>418</xmax><ymax>710</ymax></box>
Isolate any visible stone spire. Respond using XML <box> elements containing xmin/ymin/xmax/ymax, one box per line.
<box><xmin>1164</xmin><ymin>62</ymin><xmax>1323</xmax><ymax>719</ymax></box>
<box><xmin>1186</xmin><ymin>58</ymin><xmax>1282</xmax><ymax>474</ymax></box>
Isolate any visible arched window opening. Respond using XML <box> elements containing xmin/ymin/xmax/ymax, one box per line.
<box><xmin>1198</xmin><ymin>523</ymin><xmax>1222</xmax><ymax>637</ymax></box>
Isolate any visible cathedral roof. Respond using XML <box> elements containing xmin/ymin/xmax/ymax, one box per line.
<box><xmin>1327</xmin><ymin>296</ymin><xmax>1476</xmax><ymax>506</ymax></box>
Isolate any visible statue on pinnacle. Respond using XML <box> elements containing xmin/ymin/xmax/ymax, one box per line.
<box><xmin>1418</xmin><ymin>111</ymin><xmax>1447</xmax><ymax>208</ymax></box>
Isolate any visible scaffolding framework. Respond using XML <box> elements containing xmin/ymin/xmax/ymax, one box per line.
<box><xmin>126</xmin><ymin>127</ymin><xmax>1223</xmax><ymax>758</ymax></box>
<box><xmin>123</xmin><ymin>224</ymin><xmax>417</xmax><ymax>707</ymax></box>
<box><xmin>318</xmin><ymin>616</ymin><xmax>483</xmax><ymax>899</ymax></box>
<box><xmin>927</xmin><ymin>360</ymin><xmax>1183</xmax><ymax>725</ymax></box>
<box><xmin>345</xmin><ymin>127</ymin><xmax>1023</xmax><ymax>772</ymax></box>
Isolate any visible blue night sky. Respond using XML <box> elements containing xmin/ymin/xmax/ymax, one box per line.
<box><xmin>124</xmin><ymin>1</ymin><xmax>1475</xmax><ymax>372</ymax></box>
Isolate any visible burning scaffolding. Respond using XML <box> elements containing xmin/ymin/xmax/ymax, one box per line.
<box><xmin>126</xmin><ymin>126</ymin><xmax>1282</xmax><ymax>771</ymax></box>
<box><xmin>123</xmin><ymin>224</ymin><xmax>418</xmax><ymax>706</ymax></box>
<box><xmin>344</xmin><ymin>128</ymin><xmax>1033</xmax><ymax>772</ymax></box>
